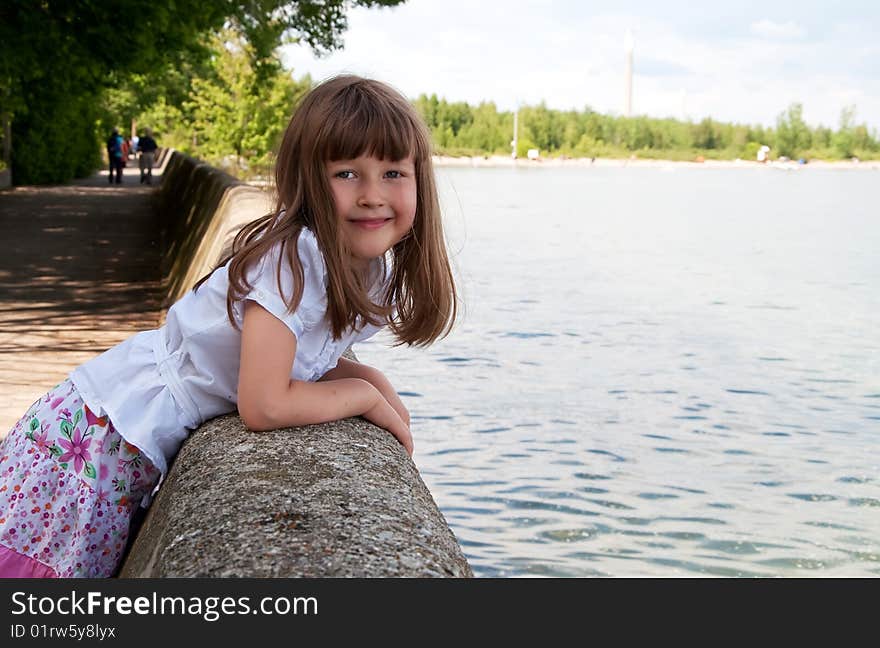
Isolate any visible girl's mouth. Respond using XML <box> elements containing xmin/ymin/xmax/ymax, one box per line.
<box><xmin>349</xmin><ymin>218</ymin><xmax>392</xmax><ymax>230</ymax></box>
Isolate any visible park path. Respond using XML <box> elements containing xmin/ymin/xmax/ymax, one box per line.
<box><xmin>0</xmin><ymin>164</ymin><xmax>164</xmax><ymax>433</ymax></box>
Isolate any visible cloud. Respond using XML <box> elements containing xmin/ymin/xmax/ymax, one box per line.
<box><xmin>750</xmin><ymin>19</ymin><xmax>807</xmax><ymax>40</ymax></box>
<box><xmin>636</xmin><ymin>57</ymin><xmax>692</xmax><ymax>77</ymax></box>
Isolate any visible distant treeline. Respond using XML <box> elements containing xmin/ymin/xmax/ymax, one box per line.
<box><xmin>413</xmin><ymin>96</ymin><xmax>880</xmax><ymax>161</ymax></box>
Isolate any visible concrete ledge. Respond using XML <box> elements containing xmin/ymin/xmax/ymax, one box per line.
<box><xmin>119</xmin><ymin>413</ymin><xmax>473</xmax><ymax>577</ymax></box>
<box><xmin>156</xmin><ymin>151</ymin><xmax>272</xmax><ymax>307</ymax></box>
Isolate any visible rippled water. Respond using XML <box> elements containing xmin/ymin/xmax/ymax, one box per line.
<box><xmin>356</xmin><ymin>165</ymin><xmax>880</xmax><ymax>577</ymax></box>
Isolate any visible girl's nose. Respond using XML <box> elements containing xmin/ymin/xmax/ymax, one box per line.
<box><xmin>356</xmin><ymin>180</ymin><xmax>385</xmax><ymax>207</ymax></box>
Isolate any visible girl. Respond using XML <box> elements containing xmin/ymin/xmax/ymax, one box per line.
<box><xmin>0</xmin><ymin>75</ymin><xmax>458</xmax><ymax>578</ymax></box>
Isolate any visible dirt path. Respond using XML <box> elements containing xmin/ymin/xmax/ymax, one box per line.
<box><xmin>0</xmin><ymin>168</ymin><xmax>164</xmax><ymax>433</ymax></box>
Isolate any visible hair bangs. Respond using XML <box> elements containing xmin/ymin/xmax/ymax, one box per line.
<box><xmin>320</xmin><ymin>85</ymin><xmax>417</xmax><ymax>162</ymax></box>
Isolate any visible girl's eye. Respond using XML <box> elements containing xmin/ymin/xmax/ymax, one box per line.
<box><xmin>384</xmin><ymin>170</ymin><xmax>403</xmax><ymax>179</ymax></box>
<box><xmin>334</xmin><ymin>170</ymin><xmax>356</xmax><ymax>179</ymax></box>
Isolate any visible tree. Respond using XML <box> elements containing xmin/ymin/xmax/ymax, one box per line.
<box><xmin>774</xmin><ymin>103</ymin><xmax>812</xmax><ymax>158</ymax></box>
<box><xmin>0</xmin><ymin>1</ymin><xmax>229</xmax><ymax>183</ymax></box>
<box><xmin>456</xmin><ymin>102</ymin><xmax>507</xmax><ymax>153</ymax></box>
<box><xmin>187</xmin><ymin>29</ymin><xmax>310</xmax><ymax>176</ymax></box>
<box><xmin>692</xmin><ymin>118</ymin><xmax>721</xmax><ymax>149</ymax></box>
<box><xmin>832</xmin><ymin>105</ymin><xmax>857</xmax><ymax>158</ymax></box>
<box><xmin>522</xmin><ymin>103</ymin><xmax>561</xmax><ymax>152</ymax></box>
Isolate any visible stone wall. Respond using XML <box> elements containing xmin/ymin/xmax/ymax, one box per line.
<box><xmin>119</xmin><ymin>414</ymin><xmax>473</xmax><ymax>577</ymax></box>
<box><xmin>154</xmin><ymin>151</ymin><xmax>273</xmax><ymax>309</ymax></box>
<box><xmin>119</xmin><ymin>151</ymin><xmax>472</xmax><ymax>577</ymax></box>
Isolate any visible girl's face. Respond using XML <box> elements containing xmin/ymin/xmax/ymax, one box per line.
<box><xmin>326</xmin><ymin>154</ymin><xmax>417</xmax><ymax>271</ymax></box>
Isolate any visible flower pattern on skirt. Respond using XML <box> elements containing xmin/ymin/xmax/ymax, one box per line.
<box><xmin>0</xmin><ymin>378</ymin><xmax>160</xmax><ymax>577</ymax></box>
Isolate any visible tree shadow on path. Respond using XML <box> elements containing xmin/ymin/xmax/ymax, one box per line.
<box><xmin>0</xmin><ymin>177</ymin><xmax>165</xmax><ymax>429</ymax></box>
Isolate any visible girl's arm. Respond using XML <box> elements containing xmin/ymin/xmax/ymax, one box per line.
<box><xmin>237</xmin><ymin>301</ymin><xmax>413</xmax><ymax>455</ymax></box>
<box><xmin>319</xmin><ymin>357</ymin><xmax>411</xmax><ymax>428</ymax></box>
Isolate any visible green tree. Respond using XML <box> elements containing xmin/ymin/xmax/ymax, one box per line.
<box><xmin>774</xmin><ymin>103</ymin><xmax>812</xmax><ymax>158</ymax></box>
<box><xmin>0</xmin><ymin>1</ymin><xmax>227</xmax><ymax>183</ymax></box>
<box><xmin>457</xmin><ymin>102</ymin><xmax>507</xmax><ymax>153</ymax></box>
<box><xmin>692</xmin><ymin>118</ymin><xmax>721</xmax><ymax>149</ymax></box>
<box><xmin>186</xmin><ymin>30</ymin><xmax>310</xmax><ymax>176</ymax></box>
<box><xmin>522</xmin><ymin>103</ymin><xmax>562</xmax><ymax>152</ymax></box>
<box><xmin>832</xmin><ymin>105</ymin><xmax>857</xmax><ymax>158</ymax></box>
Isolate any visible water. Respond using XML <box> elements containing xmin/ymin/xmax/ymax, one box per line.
<box><xmin>355</xmin><ymin>165</ymin><xmax>880</xmax><ymax>577</ymax></box>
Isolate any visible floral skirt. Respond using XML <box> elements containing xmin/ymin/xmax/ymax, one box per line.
<box><xmin>0</xmin><ymin>378</ymin><xmax>160</xmax><ymax>578</ymax></box>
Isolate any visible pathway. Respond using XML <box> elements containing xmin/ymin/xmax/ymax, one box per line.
<box><xmin>0</xmin><ymin>164</ymin><xmax>164</xmax><ymax>433</ymax></box>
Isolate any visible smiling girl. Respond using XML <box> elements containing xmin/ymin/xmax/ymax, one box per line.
<box><xmin>0</xmin><ymin>75</ymin><xmax>458</xmax><ymax>578</ymax></box>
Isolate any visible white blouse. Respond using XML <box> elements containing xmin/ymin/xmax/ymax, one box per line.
<box><xmin>70</xmin><ymin>227</ymin><xmax>388</xmax><ymax>497</ymax></box>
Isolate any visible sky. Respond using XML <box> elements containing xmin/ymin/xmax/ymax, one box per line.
<box><xmin>281</xmin><ymin>0</ymin><xmax>880</xmax><ymax>130</ymax></box>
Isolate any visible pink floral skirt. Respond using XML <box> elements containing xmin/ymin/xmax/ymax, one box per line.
<box><xmin>0</xmin><ymin>378</ymin><xmax>160</xmax><ymax>578</ymax></box>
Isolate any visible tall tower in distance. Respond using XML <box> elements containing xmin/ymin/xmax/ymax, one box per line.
<box><xmin>624</xmin><ymin>30</ymin><xmax>634</xmax><ymax>117</ymax></box>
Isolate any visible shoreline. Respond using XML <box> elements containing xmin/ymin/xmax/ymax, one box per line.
<box><xmin>432</xmin><ymin>154</ymin><xmax>880</xmax><ymax>170</ymax></box>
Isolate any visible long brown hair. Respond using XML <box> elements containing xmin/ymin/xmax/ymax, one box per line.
<box><xmin>195</xmin><ymin>75</ymin><xmax>457</xmax><ymax>346</ymax></box>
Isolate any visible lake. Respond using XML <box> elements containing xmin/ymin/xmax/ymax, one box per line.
<box><xmin>355</xmin><ymin>164</ymin><xmax>880</xmax><ymax>577</ymax></box>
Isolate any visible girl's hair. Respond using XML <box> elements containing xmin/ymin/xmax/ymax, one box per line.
<box><xmin>195</xmin><ymin>75</ymin><xmax>457</xmax><ymax>347</ymax></box>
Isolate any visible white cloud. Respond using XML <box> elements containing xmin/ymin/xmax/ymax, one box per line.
<box><xmin>749</xmin><ymin>19</ymin><xmax>807</xmax><ymax>40</ymax></box>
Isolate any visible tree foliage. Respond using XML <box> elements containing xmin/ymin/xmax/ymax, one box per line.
<box><xmin>0</xmin><ymin>0</ymin><xmax>226</xmax><ymax>183</ymax></box>
<box><xmin>774</xmin><ymin>103</ymin><xmax>812</xmax><ymax>158</ymax></box>
<box><xmin>186</xmin><ymin>30</ymin><xmax>311</xmax><ymax>176</ymax></box>
<box><xmin>0</xmin><ymin>0</ymin><xmax>404</xmax><ymax>185</ymax></box>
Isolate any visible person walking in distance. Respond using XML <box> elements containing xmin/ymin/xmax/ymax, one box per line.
<box><xmin>106</xmin><ymin>128</ymin><xmax>124</xmax><ymax>184</ymax></box>
<box><xmin>138</xmin><ymin>128</ymin><xmax>158</xmax><ymax>184</ymax></box>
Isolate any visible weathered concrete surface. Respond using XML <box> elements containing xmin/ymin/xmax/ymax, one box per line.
<box><xmin>119</xmin><ymin>413</ymin><xmax>473</xmax><ymax>577</ymax></box>
<box><xmin>156</xmin><ymin>152</ymin><xmax>272</xmax><ymax>308</ymax></box>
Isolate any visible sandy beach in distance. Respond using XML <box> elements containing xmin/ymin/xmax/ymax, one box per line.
<box><xmin>433</xmin><ymin>154</ymin><xmax>880</xmax><ymax>170</ymax></box>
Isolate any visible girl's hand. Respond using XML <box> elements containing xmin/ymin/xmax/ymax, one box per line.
<box><xmin>363</xmin><ymin>396</ymin><xmax>414</xmax><ymax>456</ymax></box>
<box><xmin>320</xmin><ymin>358</ymin><xmax>411</xmax><ymax>428</ymax></box>
<box><xmin>363</xmin><ymin>366</ymin><xmax>410</xmax><ymax>428</ymax></box>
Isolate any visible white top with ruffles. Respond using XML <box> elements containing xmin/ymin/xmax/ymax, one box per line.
<box><xmin>69</xmin><ymin>227</ymin><xmax>388</xmax><ymax>497</ymax></box>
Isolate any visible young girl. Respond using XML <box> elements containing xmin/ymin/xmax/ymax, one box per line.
<box><xmin>0</xmin><ymin>75</ymin><xmax>458</xmax><ymax>578</ymax></box>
